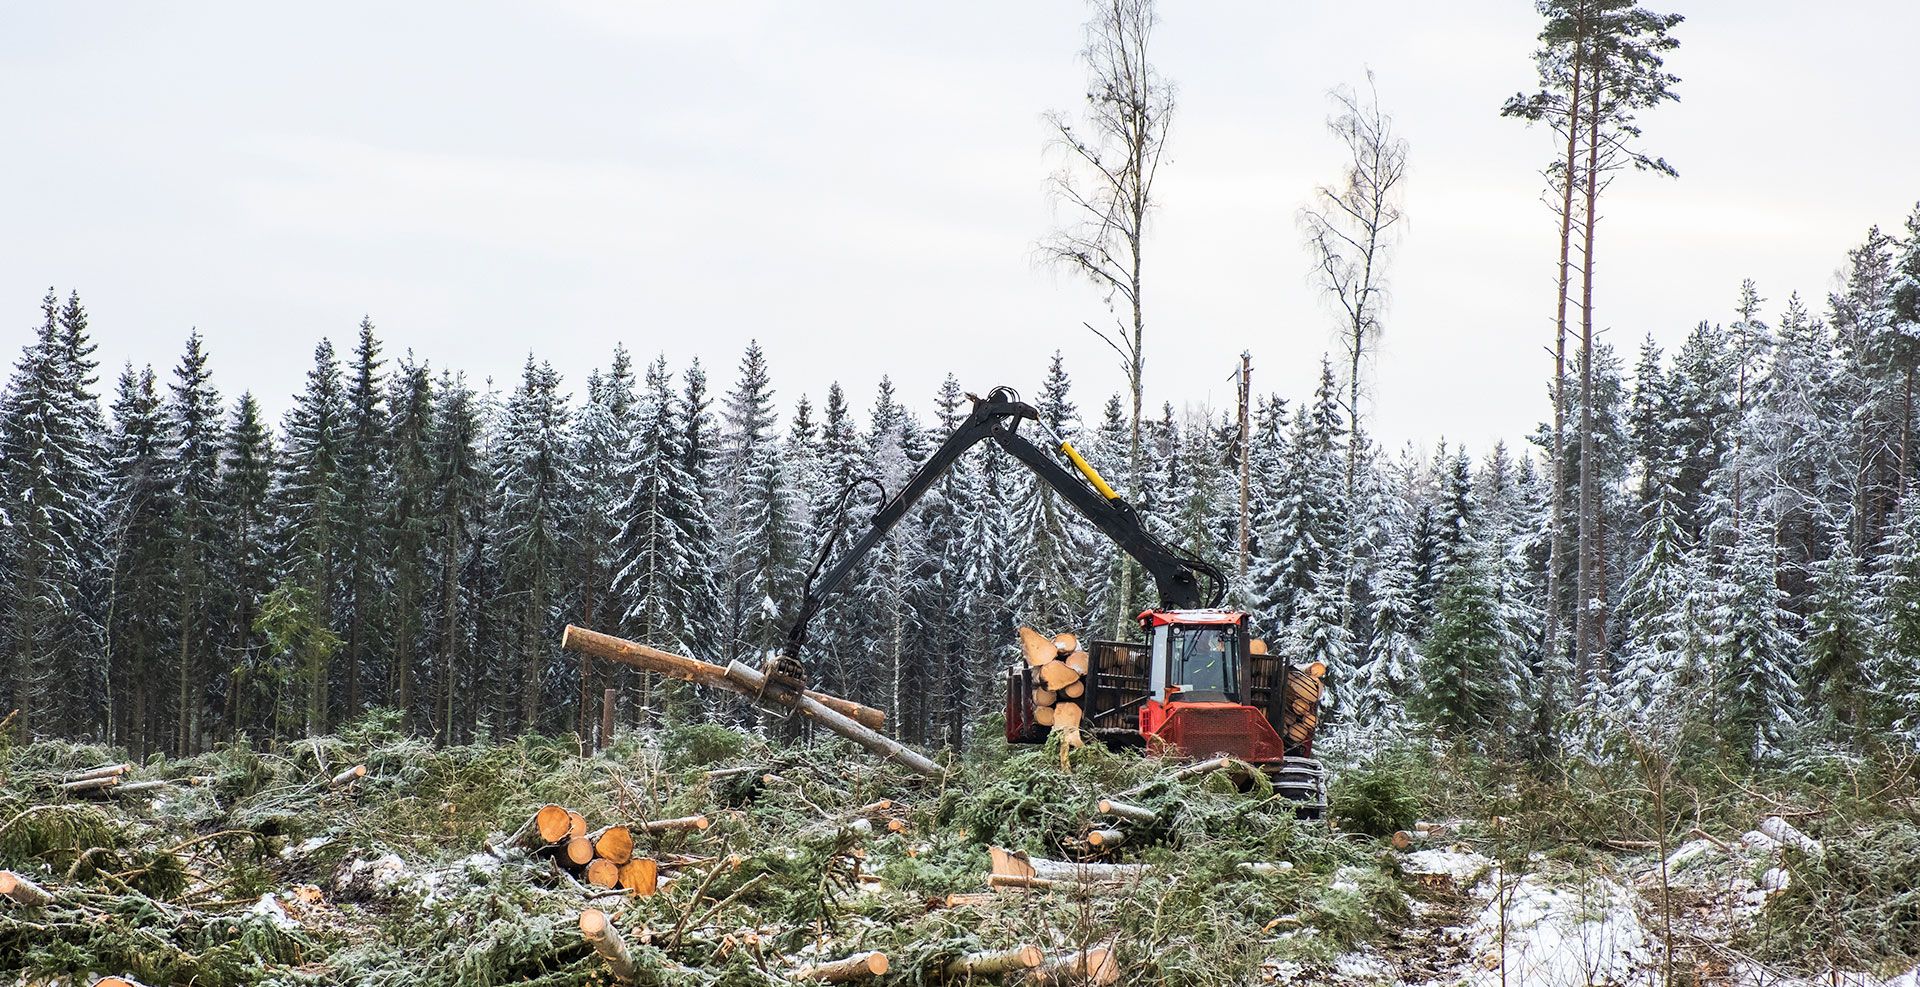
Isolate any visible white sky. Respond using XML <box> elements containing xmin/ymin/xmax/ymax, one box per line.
<box><xmin>3</xmin><ymin>2</ymin><xmax>1915</xmax><ymax>455</ymax></box>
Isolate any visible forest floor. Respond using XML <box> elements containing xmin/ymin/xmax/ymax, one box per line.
<box><xmin>3</xmin><ymin>713</ymin><xmax>1918</xmax><ymax>986</ymax></box>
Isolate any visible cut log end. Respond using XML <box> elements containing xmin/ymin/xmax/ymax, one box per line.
<box><xmin>795</xmin><ymin>950</ymin><xmax>890</xmax><ymax>982</ymax></box>
<box><xmin>1051</xmin><ymin>632</ymin><xmax>1079</xmax><ymax>654</ymax></box>
<box><xmin>579</xmin><ymin>908</ymin><xmax>638</xmax><ymax>982</ymax></box>
<box><xmin>592</xmin><ymin>825</ymin><xmax>634</xmax><ymax>865</ymax></box>
<box><xmin>0</xmin><ymin>870</ymin><xmax>53</xmax><ymax>907</ymax></box>
<box><xmin>1087</xmin><ymin>828</ymin><xmax>1124</xmax><ymax>847</ymax></box>
<box><xmin>585</xmin><ymin>858</ymin><xmax>621</xmax><ymax>888</ymax></box>
<box><xmin>567</xmin><ymin>810</ymin><xmax>588</xmax><ymax>840</ymax></box>
<box><xmin>619</xmin><ymin>857</ymin><xmax>658</xmax><ymax>896</ymax></box>
<box><xmin>1019</xmin><ymin>627</ymin><xmax>1058</xmax><ymax>668</ymax></box>
<box><xmin>534</xmin><ymin>804</ymin><xmax>572</xmax><ymax>844</ymax></box>
<box><xmin>564</xmin><ymin>836</ymin><xmax>596</xmax><ymax>867</ymax></box>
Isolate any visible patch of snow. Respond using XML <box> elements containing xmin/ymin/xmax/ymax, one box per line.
<box><xmin>248</xmin><ymin>893</ymin><xmax>296</xmax><ymax>929</ymax></box>
<box><xmin>1458</xmin><ymin>872</ymin><xmax>1651</xmax><ymax>987</ymax></box>
<box><xmin>1403</xmin><ymin>848</ymin><xmax>1492</xmax><ymax>883</ymax></box>
<box><xmin>281</xmin><ymin>835</ymin><xmax>332</xmax><ymax>859</ymax></box>
<box><xmin>1662</xmin><ymin>838</ymin><xmax>1715</xmax><ymax>874</ymax></box>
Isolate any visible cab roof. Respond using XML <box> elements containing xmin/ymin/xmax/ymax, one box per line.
<box><xmin>1138</xmin><ymin>608</ymin><xmax>1249</xmax><ymax>627</ymax></box>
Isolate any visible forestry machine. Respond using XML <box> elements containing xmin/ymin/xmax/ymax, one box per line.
<box><xmin>775</xmin><ymin>386</ymin><xmax>1326</xmax><ymax>807</ymax></box>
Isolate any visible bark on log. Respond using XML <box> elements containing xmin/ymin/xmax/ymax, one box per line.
<box><xmin>1086</xmin><ymin>828</ymin><xmax>1124</xmax><ymax>847</ymax></box>
<box><xmin>722</xmin><ymin>660</ymin><xmax>945</xmax><ymax>779</ymax></box>
<box><xmin>1097</xmin><ymin>799</ymin><xmax>1158</xmax><ymax>824</ymax></box>
<box><xmin>113</xmin><ymin>780</ymin><xmax>171</xmax><ymax>796</ymax></box>
<box><xmin>59</xmin><ymin>776</ymin><xmax>118</xmax><ymax>794</ymax></box>
<box><xmin>989</xmin><ymin>874</ymin><xmax>1063</xmax><ymax>890</ymax></box>
<box><xmin>329</xmin><ymin>764</ymin><xmax>367</xmax><ymax>789</ymax></box>
<box><xmin>946</xmin><ymin>945</ymin><xmax>1044</xmax><ymax>977</ymax></box>
<box><xmin>1030</xmin><ymin>947</ymin><xmax>1119</xmax><ymax>986</ymax></box>
<box><xmin>1039</xmin><ymin>661</ymin><xmax>1079</xmax><ymax>691</ymax></box>
<box><xmin>943</xmin><ymin>892</ymin><xmax>994</xmax><ymax>908</ymax></box>
<box><xmin>0</xmin><ymin>870</ymin><xmax>52</xmax><ymax>906</ymax></box>
<box><xmin>795</xmin><ymin>950</ymin><xmax>889</xmax><ymax>982</ymax></box>
<box><xmin>705</xmin><ymin>766</ymin><xmax>760</xmax><ymax>782</ymax></box>
<box><xmin>857</xmin><ymin>799</ymin><xmax>893</xmax><ymax>816</ymax></box>
<box><xmin>560</xmin><ymin>625</ymin><xmax>885</xmax><ymax>729</ymax></box>
<box><xmin>639</xmin><ymin>815</ymin><xmax>709</xmax><ymax>834</ymax></box>
<box><xmin>1019</xmin><ymin>627</ymin><xmax>1057</xmax><ymax>668</ymax></box>
<box><xmin>585</xmin><ymin>858</ymin><xmax>621</xmax><ymax>888</ymax></box>
<box><xmin>66</xmin><ymin>763</ymin><xmax>132</xmax><ymax>783</ymax></box>
<box><xmin>591</xmin><ymin>825</ymin><xmax>634</xmax><ymax>865</ymax></box>
<box><xmin>579</xmin><ymin>908</ymin><xmax>639</xmax><ymax>982</ymax></box>
<box><xmin>990</xmin><ymin>847</ymin><xmax>1153</xmax><ymax>884</ymax></box>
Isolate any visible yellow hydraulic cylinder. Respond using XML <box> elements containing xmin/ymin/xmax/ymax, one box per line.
<box><xmin>1059</xmin><ymin>441</ymin><xmax>1120</xmax><ymax>501</ymax></box>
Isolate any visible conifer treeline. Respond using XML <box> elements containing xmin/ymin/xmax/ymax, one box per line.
<box><xmin>2</xmin><ymin>209</ymin><xmax>1917</xmax><ymax>757</ymax></box>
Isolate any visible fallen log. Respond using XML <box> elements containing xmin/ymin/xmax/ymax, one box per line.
<box><xmin>328</xmin><ymin>764</ymin><xmax>367</xmax><ymax>789</ymax></box>
<box><xmin>580</xmin><ymin>908</ymin><xmax>639</xmax><ymax>982</ymax></box>
<box><xmin>990</xmin><ymin>847</ymin><xmax>1152</xmax><ymax>884</ymax></box>
<box><xmin>943</xmin><ymin>892</ymin><xmax>994</xmax><ymax>908</ymax></box>
<box><xmin>857</xmin><ymin>799</ymin><xmax>894</xmax><ymax>816</ymax></box>
<box><xmin>620</xmin><ymin>857</ymin><xmax>658</xmax><ymax>895</ymax></box>
<box><xmin>795</xmin><ymin>950</ymin><xmax>889</xmax><ymax>982</ymax></box>
<box><xmin>945</xmin><ymin>945</ymin><xmax>1043</xmax><ymax>977</ymax></box>
<box><xmin>1031</xmin><ymin>947</ymin><xmax>1119</xmax><ymax>985</ymax></box>
<box><xmin>1113</xmin><ymin>755</ymin><xmax>1245</xmax><ymax>798</ymax></box>
<box><xmin>1086</xmin><ymin>828</ymin><xmax>1124</xmax><ymax>848</ymax></box>
<box><xmin>0</xmin><ymin>870</ymin><xmax>53</xmax><ymax>907</ymax></box>
<box><xmin>511</xmin><ymin>804</ymin><xmax>574</xmax><ymax>848</ymax></box>
<box><xmin>66</xmin><ymin>763</ymin><xmax>132</xmax><ymax>783</ymax></box>
<box><xmin>591</xmin><ymin>825</ymin><xmax>634</xmax><ymax>865</ymax></box>
<box><xmin>1096</xmin><ymin>798</ymin><xmax>1157</xmax><ymax>824</ymax></box>
<box><xmin>59</xmin><ymin>776</ymin><xmax>118</xmax><ymax>794</ymax></box>
<box><xmin>585</xmin><ymin>858</ymin><xmax>621</xmax><ymax>888</ymax></box>
<box><xmin>113</xmin><ymin>780</ymin><xmax>171</xmax><ymax>796</ymax></box>
<box><xmin>704</xmin><ymin>766</ymin><xmax>760</xmax><ymax>782</ymax></box>
<box><xmin>1020</xmin><ymin>627</ymin><xmax>1058</xmax><ymax>668</ymax></box>
<box><xmin>639</xmin><ymin>815</ymin><xmax>709</xmax><ymax>834</ymax></box>
<box><xmin>560</xmin><ymin>625</ymin><xmax>884</xmax><ymax>729</ymax></box>
<box><xmin>990</xmin><ymin>874</ymin><xmax>1065</xmax><ymax>890</ymax></box>
<box><xmin>1760</xmin><ymin>816</ymin><xmax>1824</xmax><ymax>858</ymax></box>
<box><xmin>722</xmin><ymin>660</ymin><xmax>945</xmax><ymax>779</ymax></box>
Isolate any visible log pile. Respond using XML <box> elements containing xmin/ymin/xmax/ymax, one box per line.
<box><xmin>506</xmin><ymin>802</ymin><xmax>705</xmax><ymax>895</ymax></box>
<box><xmin>1021</xmin><ymin>627</ymin><xmax>1090</xmax><ymax>750</ymax></box>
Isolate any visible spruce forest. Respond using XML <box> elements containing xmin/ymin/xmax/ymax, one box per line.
<box><xmin>5</xmin><ymin>2</ymin><xmax>1920</xmax><ymax>985</ymax></box>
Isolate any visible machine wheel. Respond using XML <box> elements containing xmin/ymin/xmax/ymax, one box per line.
<box><xmin>1265</xmin><ymin>756</ymin><xmax>1326</xmax><ymax>818</ymax></box>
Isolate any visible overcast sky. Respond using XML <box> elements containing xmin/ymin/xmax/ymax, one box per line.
<box><xmin>3</xmin><ymin>2</ymin><xmax>1915</xmax><ymax>455</ymax></box>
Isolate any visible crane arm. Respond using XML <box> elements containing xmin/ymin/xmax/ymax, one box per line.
<box><xmin>780</xmin><ymin>386</ymin><xmax>1225</xmax><ymax>662</ymax></box>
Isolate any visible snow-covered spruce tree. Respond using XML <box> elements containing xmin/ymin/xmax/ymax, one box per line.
<box><xmin>565</xmin><ymin>347</ymin><xmax>634</xmax><ymax>739</ymax></box>
<box><xmin>218</xmin><ymin>393</ymin><xmax>276</xmax><ymax>739</ymax></box>
<box><xmin>611</xmin><ymin>357</ymin><xmax>702</xmax><ymax>725</ymax></box>
<box><xmin>492</xmin><ymin>356</ymin><xmax>575</xmax><ymax>734</ymax></box>
<box><xmin>1805</xmin><ymin>529</ymin><xmax>1871</xmax><ymax>733</ymax></box>
<box><xmin>955</xmin><ymin>430</ymin><xmax>1015</xmax><ymax>741</ymax></box>
<box><xmin>674</xmin><ymin>358</ymin><xmax>724</xmax><ymax>712</ymax></box>
<box><xmin>103</xmin><ymin>364</ymin><xmax>176</xmax><ymax>751</ymax></box>
<box><xmin>1872</xmin><ymin>494</ymin><xmax>1920</xmax><ymax>741</ymax></box>
<box><xmin>1350</xmin><ymin>527</ymin><xmax>1419</xmax><ymax>733</ymax></box>
<box><xmin>799</xmin><ymin>381</ymin><xmax>861</xmax><ymax>697</ymax></box>
<box><xmin>383</xmin><ymin>356</ymin><xmax>436</xmax><ymax>732</ymax></box>
<box><xmin>424</xmin><ymin>371</ymin><xmax>487</xmax><ymax>744</ymax></box>
<box><xmin>165</xmin><ymin>331</ymin><xmax>222</xmax><ymax>753</ymax></box>
<box><xmin>272</xmin><ymin>340</ymin><xmax>347</xmax><ymax>735</ymax></box>
<box><xmin>1747</xmin><ymin>293</ymin><xmax>1850</xmax><ymax>594</ymax></box>
<box><xmin>1716</xmin><ymin>519</ymin><xmax>1801</xmax><ymax>757</ymax></box>
<box><xmin>1415</xmin><ymin>538</ymin><xmax>1513</xmax><ymax>743</ymax></box>
<box><xmin>1253</xmin><ymin>360</ymin><xmax>1345</xmax><ymax>631</ymax></box>
<box><xmin>1830</xmin><ymin>227</ymin><xmax>1902</xmax><ymax>551</ymax></box>
<box><xmin>1609</xmin><ymin>483</ymin><xmax>1694</xmax><ymax>731</ymax></box>
<box><xmin>1284</xmin><ymin>575</ymin><xmax>1354</xmax><ymax>717</ymax></box>
<box><xmin>332</xmin><ymin>319</ymin><xmax>388</xmax><ymax>718</ymax></box>
<box><xmin>1229</xmin><ymin>394</ymin><xmax>1288</xmax><ymax>615</ymax></box>
<box><xmin>0</xmin><ymin>290</ymin><xmax>107</xmax><ymax>738</ymax></box>
<box><xmin>912</xmin><ymin>375</ymin><xmax>973</xmax><ymax>746</ymax></box>
<box><xmin>717</xmin><ymin>342</ymin><xmax>798</xmax><ymax>683</ymax></box>
<box><xmin>1011</xmin><ymin>353</ymin><xmax>1093</xmax><ymax>635</ymax></box>
<box><xmin>1891</xmin><ymin>204</ymin><xmax>1920</xmax><ymax>508</ymax></box>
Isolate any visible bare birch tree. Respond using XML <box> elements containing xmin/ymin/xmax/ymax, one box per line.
<box><xmin>1041</xmin><ymin>0</ymin><xmax>1174</xmax><ymax>635</ymax></box>
<box><xmin>1301</xmin><ymin>71</ymin><xmax>1408</xmax><ymax>501</ymax></box>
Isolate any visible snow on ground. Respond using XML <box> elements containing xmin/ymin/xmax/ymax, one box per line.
<box><xmin>1455</xmin><ymin>870</ymin><xmax>1652</xmax><ymax>987</ymax></box>
<box><xmin>1401</xmin><ymin>848</ymin><xmax>1492</xmax><ymax>883</ymax></box>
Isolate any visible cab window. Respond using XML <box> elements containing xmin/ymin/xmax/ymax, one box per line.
<box><xmin>1159</xmin><ymin>624</ymin><xmax>1238</xmax><ymax>700</ymax></box>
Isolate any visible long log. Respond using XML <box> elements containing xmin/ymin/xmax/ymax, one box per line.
<box><xmin>991</xmin><ymin>847</ymin><xmax>1152</xmax><ymax>884</ymax></box>
<box><xmin>795</xmin><ymin>951</ymin><xmax>889</xmax><ymax>982</ymax></box>
<box><xmin>329</xmin><ymin>764</ymin><xmax>367</xmax><ymax>789</ymax></box>
<box><xmin>580</xmin><ymin>908</ymin><xmax>639</xmax><ymax>982</ymax></box>
<box><xmin>1031</xmin><ymin>947</ymin><xmax>1119</xmax><ymax>986</ymax></box>
<box><xmin>560</xmin><ymin>625</ymin><xmax>884</xmax><ymax>730</ymax></box>
<box><xmin>1096</xmin><ymin>798</ymin><xmax>1158</xmax><ymax>824</ymax></box>
<box><xmin>945</xmin><ymin>945</ymin><xmax>1043</xmax><ymax>977</ymax></box>
<box><xmin>0</xmin><ymin>870</ymin><xmax>52</xmax><ymax>907</ymax></box>
<box><xmin>113</xmin><ymin>780</ymin><xmax>171</xmax><ymax>796</ymax></box>
<box><xmin>639</xmin><ymin>815</ymin><xmax>709</xmax><ymax>834</ymax></box>
<box><xmin>59</xmin><ymin>776</ymin><xmax>118</xmax><ymax>794</ymax></box>
<box><xmin>722</xmin><ymin>660</ymin><xmax>944</xmax><ymax>778</ymax></box>
<box><xmin>1114</xmin><ymin>756</ymin><xmax>1245</xmax><ymax>798</ymax></box>
<box><xmin>66</xmin><ymin>763</ymin><xmax>132</xmax><ymax>783</ymax></box>
<box><xmin>1086</xmin><ymin>828</ymin><xmax>1124</xmax><ymax>848</ymax></box>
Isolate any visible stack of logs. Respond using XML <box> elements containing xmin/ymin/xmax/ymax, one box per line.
<box><xmin>1020</xmin><ymin>627</ymin><xmax>1090</xmax><ymax>750</ymax></box>
<box><xmin>1282</xmin><ymin>663</ymin><xmax>1324</xmax><ymax>747</ymax></box>
<box><xmin>510</xmin><ymin>803</ymin><xmax>708</xmax><ymax>895</ymax></box>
